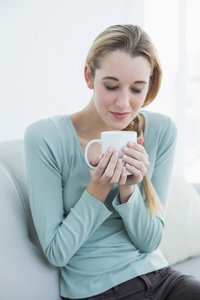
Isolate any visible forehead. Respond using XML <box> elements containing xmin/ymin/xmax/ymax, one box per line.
<box><xmin>96</xmin><ymin>51</ymin><xmax>152</xmax><ymax>81</ymax></box>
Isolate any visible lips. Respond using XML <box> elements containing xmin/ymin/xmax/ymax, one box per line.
<box><xmin>110</xmin><ymin>111</ymin><xmax>131</xmax><ymax>119</ymax></box>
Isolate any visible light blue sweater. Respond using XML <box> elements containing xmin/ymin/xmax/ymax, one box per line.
<box><xmin>24</xmin><ymin>111</ymin><xmax>177</xmax><ymax>298</ymax></box>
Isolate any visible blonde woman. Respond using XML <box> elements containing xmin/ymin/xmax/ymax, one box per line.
<box><xmin>24</xmin><ymin>25</ymin><xmax>200</xmax><ymax>299</ymax></box>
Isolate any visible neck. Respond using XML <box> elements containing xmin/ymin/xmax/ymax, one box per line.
<box><xmin>71</xmin><ymin>98</ymin><xmax>111</xmax><ymax>140</ymax></box>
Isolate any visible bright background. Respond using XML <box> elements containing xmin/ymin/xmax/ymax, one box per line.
<box><xmin>0</xmin><ymin>0</ymin><xmax>200</xmax><ymax>183</ymax></box>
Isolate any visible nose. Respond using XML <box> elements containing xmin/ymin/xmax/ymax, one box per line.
<box><xmin>115</xmin><ymin>90</ymin><xmax>130</xmax><ymax>110</ymax></box>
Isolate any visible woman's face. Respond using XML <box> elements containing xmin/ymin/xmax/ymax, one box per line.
<box><xmin>90</xmin><ymin>51</ymin><xmax>152</xmax><ymax>131</ymax></box>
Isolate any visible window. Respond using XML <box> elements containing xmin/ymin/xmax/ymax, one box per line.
<box><xmin>144</xmin><ymin>0</ymin><xmax>200</xmax><ymax>183</ymax></box>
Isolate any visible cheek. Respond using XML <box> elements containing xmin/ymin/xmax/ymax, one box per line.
<box><xmin>138</xmin><ymin>88</ymin><xmax>149</xmax><ymax>105</ymax></box>
<box><xmin>131</xmin><ymin>94</ymin><xmax>146</xmax><ymax>108</ymax></box>
<box><xmin>95</xmin><ymin>88</ymin><xmax>111</xmax><ymax>107</ymax></box>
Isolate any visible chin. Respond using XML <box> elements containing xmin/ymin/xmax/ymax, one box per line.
<box><xmin>109</xmin><ymin>115</ymin><xmax>135</xmax><ymax>130</ymax></box>
<box><xmin>108</xmin><ymin>121</ymin><xmax>131</xmax><ymax>131</ymax></box>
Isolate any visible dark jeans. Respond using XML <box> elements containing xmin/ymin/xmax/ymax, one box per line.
<box><xmin>63</xmin><ymin>266</ymin><xmax>200</xmax><ymax>300</ymax></box>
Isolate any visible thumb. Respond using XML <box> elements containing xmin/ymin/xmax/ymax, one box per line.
<box><xmin>90</xmin><ymin>154</ymin><xmax>102</xmax><ymax>167</ymax></box>
<box><xmin>137</xmin><ymin>137</ymin><xmax>144</xmax><ymax>145</ymax></box>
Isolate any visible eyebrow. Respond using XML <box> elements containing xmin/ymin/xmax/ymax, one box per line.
<box><xmin>102</xmin><ymin>76</ymin><xmax>119</xmax><ymax>81</ymax></box>
<box><xmin>102</xmin><ymin>76</ymin><xmax>147</xmax><ymax>84</ymax></box>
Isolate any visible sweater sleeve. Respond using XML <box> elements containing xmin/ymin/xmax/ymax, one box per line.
<box><xmin>24</xmin><ymin>119</ymin><xmax>112</xmax><ymax>267</ymax></box>
<box><xmin>112</xmin><ymin>116</ymin><xmax>177</xmax><ymax>253</ymax></box>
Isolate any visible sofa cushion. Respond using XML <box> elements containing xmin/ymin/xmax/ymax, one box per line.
<box><xmin>0</xmin><ymin>140</ymin><xmax>61</xmax><ymax>300</ymax></box>
<box><xmin>172</xmin><ymin>256</ymin><xmax>200</xmax><ymax>280</ymax></box>
<box><xmin>160</xmin><ymin>172</ymin><xmax>200</xmax><ymax>265</ymax></box>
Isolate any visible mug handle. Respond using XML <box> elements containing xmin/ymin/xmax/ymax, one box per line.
<box><xmin>85</xmin><ymin>139</ymin><xmax>101</xmax><ymax>169</ymax></box>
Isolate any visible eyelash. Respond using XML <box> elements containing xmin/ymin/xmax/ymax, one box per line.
<box><xmin>105</xmin><ymin>85</ymin><xmax>142</xmax><ymax>94</ymax></box>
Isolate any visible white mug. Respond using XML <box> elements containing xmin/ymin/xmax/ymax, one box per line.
<box><xmin>84</xmin><ymin>131</ymin><xmax>137</xmax><ymax>175</ymax></box>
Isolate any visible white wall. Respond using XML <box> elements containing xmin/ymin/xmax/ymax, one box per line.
<box><xmin>0</xmin><ymin>0</ymin><xmax>144</xmax><ymax>142</ymax></box>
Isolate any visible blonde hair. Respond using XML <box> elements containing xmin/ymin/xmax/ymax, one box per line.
<box><xmin>86</xmin><ymin>24</ymin><xmax>163</xmax><ymax>217</ymax></box>
<box><xmin>128</xmin><ymin>116</ymin><xmax>163</xmax><ymax>217</ymax></box>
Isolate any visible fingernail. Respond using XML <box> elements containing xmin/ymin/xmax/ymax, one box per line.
<box><xmin>114</xmin><ymin>151</ymin><xmax>119</xmax><ymax>157</ymax></box>
<box><xmin>118</xmin><ymin>158</ymin><xmax>122</xmax><ymax>164</ymax></box>
<box><xmin>129</xmin><ymin>142</ymin><xmax>134</xmax><ymax>147</ymax></box>
<box><xmin>124</xmin><ymin>147</ymin><xmax>129</xmax><ymax>152</ymax></box>
<box><xmin>108</xmin><ymin>147</ymin><xmax>114</xmax><ymax>153</ymax></box>
<box><xmin>123</xmin><ymin>166</ymin><xmax>126</xmax><ymax>172</ymax></box>
<box><xmin>123</xmin><ymin>154</ymin><xmax>128</xmax><ymax>161</ymax></box>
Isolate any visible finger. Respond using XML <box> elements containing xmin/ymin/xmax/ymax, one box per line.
<box><xmin>123</xmin><ymin>152</ymin><xmax>150</xmax><ymax>171</ymax></box>
<box><xmin>137</xmin><ymin>137</ymin><xmax>144</xmax><ymax>145</ymax></box>
<box><xmin>122</xmin><ymin>147</ymin><xmax>150</xmax><ymax>170</ymax></box>
<box><xmin>118</xmin><ymin>166</ymin><xmax>127</xmax><ymax>185</ymax></box>
<box><xmin>127</xmin><ymin>141</ymin><xmax>148</xmax><ymax>159</ymax></box>
<box><xmin>101</xmin><ymin>151</ymin><xmax>120</xmax><ymax>182</ymax></box>
<box><xmin>124</xmin><ymin>157</ymin><xmax>147</xmax><ymax>176</ymax></box>
<box><xmin>90</xmin><ymin>153</ymin><xmax>102</xmax><ymax>167</ymax></box>
<box><xmin>125</xmin><ymin>163</ymin><xmax>144</xmax><ymax>182</ymax></box>
<box><xmin>92</xmin><ymin>147</ymin><xmax>114</xmax><ymax>179</ymax></box>
<box><xmin>124</xmin><ymin>142</ymin><xmax>149</xmax><ymax>164</ymax></box>
<box><xmin>109</xmin><ymin>158</ymin><xmax>124</xmax><ymax>185</ymax></box>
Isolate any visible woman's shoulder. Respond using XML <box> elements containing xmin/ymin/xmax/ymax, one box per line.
<box><xmin>141</xmin><ymin>110</ymin><xmax>175</xmax><ymax>124</ymax></box>
<box><xmin>25</xmin><ymin>115</ymin><xmax>71</xmax><ymax>139</ymax></box>
<box><xmin>26</xmin><ymin>115</ymin><xmax>69</xmax><ymax>134</ymax></box>
<box><xmin>140</xmin><ymin>111</ymin><xmax>178</xmax><ymax>151</ymax></box>
<box><xmin>141</xmin><ymin>110</ymin><xmax>177</xmax><ymax>137</ymax></box>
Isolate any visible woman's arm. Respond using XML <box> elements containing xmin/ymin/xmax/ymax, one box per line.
<box><xmin>112</xmin><ymin>116</ymin><xmax>177</xmax><ymax>253</ymax></box>
<box><xmin>24</xmin><ymin>119</ymin><xmax>112</xmax><ymax>267</ymax></box>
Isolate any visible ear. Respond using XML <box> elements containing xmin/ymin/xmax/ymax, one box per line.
<box><xmin>84</xmin><ymin>64</ymin><xmax>93</xmax><ymax>89</ymax></box>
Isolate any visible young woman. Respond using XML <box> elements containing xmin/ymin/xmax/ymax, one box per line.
<box><xmin>24</xmin><ymin>24</ymin><xmax>200</xmax><ymax>300</ymax></box>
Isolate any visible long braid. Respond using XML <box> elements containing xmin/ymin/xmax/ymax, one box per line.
<box><xmin>126</xmin><ymin>115</ymin><xmax>163</xmax><ymax>217</ymax></box>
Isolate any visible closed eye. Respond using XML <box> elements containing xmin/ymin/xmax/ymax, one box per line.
<box><xmin>105</xmin><ymin>84</ymin><xmax>142</xmax><ymax>93</ymax></box>
<box><xmin>105</xmin><ymin>85</ymin><xmax>118</xmax><ymax>91</ymax></box>
<box><xmin>132</xmin><ymin>88</ymin><xmax>142</xmax><ymax>94</ymax></box>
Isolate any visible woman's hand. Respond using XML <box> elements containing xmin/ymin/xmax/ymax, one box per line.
<box><xmin>87</xmin><ymin>147</ymin><xmax>127</xmax><ymax>202</ymax></box>
<box><xmin>122</xmin><ymin>137</ymin><xmax>150</xmax><ymax>185</ymax></box>
<box><xmin>87</xmin><ymin>138</ymin><xmax>149</xmax><ymax>204</ymax></box>
<box><xmin>119</xmin><ymin>137</ymin><xmax>150</xmax><ymax>203</ymax></box>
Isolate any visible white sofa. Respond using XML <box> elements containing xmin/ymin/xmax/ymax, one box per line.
<box><xmin>0</xmin><ymin>139</ymin><xmax>200</xmax><ymax>300</ymax></box>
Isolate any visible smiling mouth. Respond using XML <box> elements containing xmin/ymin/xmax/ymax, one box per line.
<box><xmin>110</xmin><ymin>111</ymin><xmax>131</xmax><ymax>119</ymax></box>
